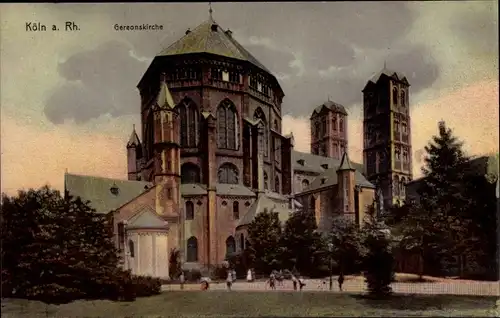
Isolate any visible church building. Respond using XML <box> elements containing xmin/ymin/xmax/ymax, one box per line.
<box><xmin>64</xmin><ymin>13</ymin><xmax>411</xmax><ymax>279</ymax></box>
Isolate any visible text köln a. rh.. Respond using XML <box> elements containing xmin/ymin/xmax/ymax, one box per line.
<box><xmin>26</xmin><ymin>21</ymin><xmax>80</xmax><ymax>32</ymax></box>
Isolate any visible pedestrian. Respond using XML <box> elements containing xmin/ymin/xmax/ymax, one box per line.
<box><xmin>291</xmin><ymin>274</ymin><xmax>298</xmax><ymax>291</ymax></box>
<box><xmin>338</xmin><ymin>273</ymin><xmax>344</xmax><ymax>292</ymax></box>
<box><xmin>200</xmin><ymin>277</ymin><xmax>210</xmax><ymax>290</ymax></box>
<box><xmin>226</xmin><ymin>270</ymin><xmax>233</xmax><ymax>291</ymax></box>
<box><xmin>180</xmin><ymin>271</ymin><xmax>185</xmax><ymax>290</ymax></box>
<box><xmin>246</xmin><ymin>268</ymin><xmax>253</xmax><ymax>282</ymax></box>
<box><xmin>269</xmin><ymin>272</ymin><xmax>276</xmax><ymax>290</ymax></box>
<box><xmin>298</xmin><ymin>276</ymin><xmax>306</xmax><ymax>291</ymax></box>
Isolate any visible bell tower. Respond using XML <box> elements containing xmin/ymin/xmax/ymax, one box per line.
<box><xmin>310</xmin><ymin>100</ymin><xmax>348</xmax><ymax>160</ymax></box>
<box><xmin>362</xmin><ymin>67</ymin><xmax>413</xmax><ymax>209</ymax></box>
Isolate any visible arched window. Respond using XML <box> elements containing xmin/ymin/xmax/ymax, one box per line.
<box><xmin>187</xmin><ymin>236</ymin><xmax>198</xmax><ymax>262</ymax></box>
<box><xmin>263</xmin><ymin>172</ymin><xmax>269</xmax><ymax>190</ymax></box>
<box><xmin>128</xmin><ymin>239</ymin><xmax>135</xmax><ymax>258</ymax></box>
<box><xmin>332</xmin><ymin>117</ymin><xmax>337</xmax><ymax>131</ymax></box>
<box><xmin>400</xmin><ymin>177</ymin><xmax>406</xmax><ymax>196</ymax></box>
<box><xmin>339</xmin><ymin>119</ymin><xmax>344</xmax><ymax>132</ymax></box>
<box><xmin>393</xmin><ymin>176</ymin><xmax>400</xmax><ymax>196</ymax></box>
<box><xmin>185</xmin><ymin>201</ymin><xmax>194</xmax><ymax>220</ymax></box>
<box><xmin>233</xmin><ymin>201</ymin><xmax>239</xmax><ymax>220</ymax></box>
<box><xmin>301</xmin><ymin>179</ymin><xmax>309</xmax><ymax>191</ymax></box>
<box><xmin>240</xmin><ymin>233</ymin><xmax>245</xmax><ymax>250</ymax></box>
<box><xmin>218</xmin><ymin>163</ymin><xmax>239</xmax><ymax>184</ymax></box>
<box><xmin>217</xmin><ymin>99</ymin><xmax>238</xmax><ymax>150</ymax></box>
<box><xmin>273</xmin><ymin>119</ymin><xmax>278</xmax><ymax>131</ymax></box>
<box><xmin>253</xmin><ymin>108</ymin><xmax>268</xmax><ymax>156</ymax></box>
<box><xmin>401</xmin><ymin>90</ymin><xmax>406</xmax><ymax>107</ymax></box>
<box><xmin>226</xmin><ymin>236</ymin><xmax>236</xmax><ymax>255</ymax></box>
<box><xmin>392</xmin><ymin>87</ymin><xmax>399</xmax><ymax>105</ymax></box>
<box><xmin>275</xmin><ymin>176</ymin><xmax>280</xmax><ymax>193</ymax></box>
<box><xmin>177</xmin><ymin>99</ymin><xmax>198</xmax><ymax>148</ymax></box>
<box><xmin>314</xmin><ymin>121</ymin><xmax>321</xmax><ymax>138</ymax></box>
<box><xmin>181</xmin><ymin>163</ymin><xmax>201</xmax><ymax>183</ymax></box>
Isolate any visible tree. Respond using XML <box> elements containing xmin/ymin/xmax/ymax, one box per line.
<box><xmin>245</xmin><ymin>209</ymin><xmax>283</xmax><ymax>274</ymax></box>
<box><xmin>362</xmin><ymin>205</ymin><xmax>395</xmax><ymax>298</ymax></box>
<box><xmin>1</xmin><ymin>186</ymin><xmax>159</xmax><ymax>303</ymax></box>
<box><xmin>328</xmin><ymin>217</ymin><xmax>364</xmax><ymax>276</ymax></box>
<box><xmin>281</xmin><ymin>210</ymin><xmax>326</xmax><ymax>276</ymax></box>
<box><xmin>417</xmin><ymin>121</ymin><xmax>475</xmax><ymax>276</ymax></box>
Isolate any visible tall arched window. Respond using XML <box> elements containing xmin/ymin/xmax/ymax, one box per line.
<box><xmin>226</xmin><ymin>236</ymin><xmax>236</xmax><ymax>255</ymax></box>
<box><xmin>401</xmin><ymin>90</ymin><xmax>406</xmax><ymax>107</ymax></box>
<box><xmin>392</xmin><ymin>87</ymin><xmax>399</xmax><ymax>105</ymax></box>
<box><xmin>240</xmin><ymin>233</ymin><xmax>245</xmax><ymax>250</ymax></box>
<box><xmin>177</xmin><ymin>99</ymin><xmax>198</xmax><ymax>148</ymax></box>
<box><xmin>274</xmin><ymin>176</ymin><xmax>280</xmax><ymax>193</ymax></box>
<box><xmin>339</xmin><ymin>119</ymin><xmax>344</xmax><ymax>132</ymax></box>
<box><xmin>253</xmin><ymin>108</ymin><xmax>268</xmax><ymax>156</ymax></box>
<box><xmin>273</xmin><ymin>119</ymin><xmax>279</xmax><ymax>131</ymax></box>
<box><xmin>332</xmin><ymin>117</ymin><xmax>337</xmax><ymax>131</ymax></box>
<box><xmin>218</xmin><ymin>163</ymin><xmax>239</xmax><ymax>184</ymax></box>
<box><xmin>263</xmin><ymin>172</ymin><xmax>269</xmax><ymax>190</ymax></box>
<box><xmin>233</xmin><ymin>201</ymin><xmax>240</xmax><ymax>220</ymax></box>
<box><xmin>315</xmin><ymin>121</ymin><xmax>321</xmax><ymax>138</ymax></box>
<box><xmin>393</xmin><ymin>175</ymin><xmax>400</xmax><ymax>196</ymax></box>
<box><xmin>217</xmin><ymin>99</ymin><xmax>238</xmax><ymax>150</ymax></box>
<box><xmin>309</xmin><ymin>196</ymin><xmax>316</xmax><ymax>210</ymax></box>
<box><xmin>181</xmin><ymin>163</ymin><xmax>201</xmax><ymax>183</ymax></box>
<box><xmin>185</xmin><ymin>201</ymin><xmax>194</xmax><ymax>220</ymax></box>
<box><xmin>301</xmin><ymin>179</ymin><xmax>309</xmax><ymax>191</ymax></box>
<box><xmin>400</xmin><ymin>177</ymin><xmax>406</xmax><ymax>196</ymax></box>
<box><xmin>128</xmin><ymin>239</ymin><xmax>135</xmax><ymax>258</ymax></box>
<box><xmin>187</xmin><ymin>236</ymin><xmax>198</xmax><ymax>262</ymax></box>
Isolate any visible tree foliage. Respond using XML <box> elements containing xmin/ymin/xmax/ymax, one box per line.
<box><xmin>328</xmin><ymin>217</ymin><xmax>364</xmax><ymax>275</ymax></box>
<box><xmin>281</xmin><ymin>210</ymin><xmax>326</xmax><ymax>276</ymax></box>
<box><xmin>1</xmin><ymin>186</ymin><xmax>161</xmax><ymax>304</ymax></box>
<box><xmin>362</xmin><ymin>206</ymin><xmax>395</xmax><ymax>297</ymax></box>
<box><xmin>245</xmin><ymin>209</ymin><xmax>283</xmax><ymax>274</ymax></box>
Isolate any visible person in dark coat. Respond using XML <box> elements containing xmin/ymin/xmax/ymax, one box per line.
<box><xmin>338</xmin><ymin>273</ymin><xmax>345</xmax><ymax>292</ymax></box>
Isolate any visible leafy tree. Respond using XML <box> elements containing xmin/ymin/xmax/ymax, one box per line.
<box><xmin>245</xmin><ymin>209</ymin><xmax>283</xmax><ymax>274</ymax></box>
<box><xmin>1</xmin><ymin>186</ymin><xmax>160</xmax><ymax>303</ymax></box>
<box><xmin>281</xmin><ymin>210</ymin><xmax>326</xmax><ymax>276</ymax></box>
<box><xmin>328</xmin><ymin>216</ymin><xmax>364</xmax><ymax>276</ymax></box>
<box><xmin>362</xmin><ymin>207</ymin><xmax>395</xmax><ymax>298</ymax></box>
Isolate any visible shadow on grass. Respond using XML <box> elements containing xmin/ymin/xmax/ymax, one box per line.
<box><xmin>350</xmin><ymin>293</ymin><xmax>497</xmax><ymax>311</ymax></box>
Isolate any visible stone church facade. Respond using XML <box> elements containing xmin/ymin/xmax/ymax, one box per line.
<box><xmin>64</xmin><ymin>15</ymin><xmax>412</xmax><ymax>279</ymax></box>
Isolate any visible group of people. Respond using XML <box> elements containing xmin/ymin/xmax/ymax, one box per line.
<box><xmin>192</xmin><ymin>268</ymin><xmax>345</xmax><ymax>292</ymax></box>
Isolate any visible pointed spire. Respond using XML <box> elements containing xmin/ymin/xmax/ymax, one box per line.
<box><xmin>209</xmin><ymin>2</ymin><xmax>214</xmax><ymax>21</ymax></box>
<box><xmin>337</xmin><ymin>150</ymin><xmax>355</xmax><ymax>172</ymax></box>
<box><xmin>127</xmin><ymin>124</ymin><xmax>140</xmax><ymax>148</ymax></box>
<box><xmin>156</xmin><ymin>72</ymin><xmax>175</xmax><ymax>109</ymax></box>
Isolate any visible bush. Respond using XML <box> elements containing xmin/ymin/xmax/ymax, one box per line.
<box><xmin>131</xmin><ymin>275</ymin><xmax>162</xmax><ymax>298</ymax></box>
<box><xmin>212</xmin><ymin>265</ymin><xmax>229</xmax><ymax>280</ymax></box>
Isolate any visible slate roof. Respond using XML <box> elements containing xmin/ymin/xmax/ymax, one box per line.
<box><xmin>307</xmin><ymin>168</ymin><xmax>375</xmax><ymax>193</ymax></box>
<box><xmin>291</xmin><ymin>150</ymin><xmax>364</xmax><ymax>175</ymax></box>
<box><xmin>368</xmin><ymin>67</ymin><xmax>408</xmax><ymax>85</ymax></box>
<box><xmin>237</xmin><ymin>193</ymin><xmax>291</xmax><ymax>228</ymax></box>
<box><xmin>338</xmin><ymin>151</ymin><xmax>355</xmax><ymax>171</ymax></box>
<box><xmin>181</xmin><ymin>183</ymin><xmax>208</xmax><ymax>196</ymax></box>
<box><xmin>158</xmin><ymin>17</ymin><xmax>271</xmax><ymax>74</ymax></box>
<box><xmin>216</xmin><ymin>183</ymin><xmax>256</xmax><ymax>197</ymax></box>
<box><xmin>64</xmin><ymin>173</ymin><xmax>152</xmax><ymax>214</ymax></box>
<box><xmin>155</xmin><ymin>75</ymin><xmax>175</xmax><ymax>109</ymax></box>
<box><xmin>311</xmin><ymin>100</ymin><xmax>348</xmax><ymax>118</ymax></box>
<box><xmin>127</xmin><ymin>125</ymin><xmax>141</xmax><ymax>148</ymax></box>
<box><xmin>127</xmin><ymin>206</ymin><xmax>168</xmax><ymax>230</ymax></box>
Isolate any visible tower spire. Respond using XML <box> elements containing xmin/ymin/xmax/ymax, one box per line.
<box><xmin>209</xmin><ymin>2</ymin><xmax>213</xmax><ymax>20</ymax></box>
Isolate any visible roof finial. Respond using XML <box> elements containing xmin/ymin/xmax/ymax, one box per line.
<box><xmin>327</xmin><ymin>95</ymin><xmax>331</xmax><ymax>102</ymax></box>
<box><xmin>133</xmin><ymin>124</ymin><xmax>135</xmax><ymax>131</ymax></box>
<box><xmin>209</xmin><ymin>2</ymin><xmax>213</xmax><ymax>20</ymax></box>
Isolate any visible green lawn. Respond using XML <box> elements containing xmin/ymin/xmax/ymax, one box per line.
<box><xmin>2</xmin><ymin>292</ymin><xmax>498</xmax><ymax>317</ymax></box>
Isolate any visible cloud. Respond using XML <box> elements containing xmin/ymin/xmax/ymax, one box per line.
<box><xmin>44</xmin><ymin>41</ymin><xmax>148</xmax><ymax>124</ymax></box>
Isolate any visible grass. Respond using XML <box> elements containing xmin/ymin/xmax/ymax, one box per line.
<box><xmin>2</xmin><ymin>292</ymin><xmax>498</xmax><ymax>317</ymax></box>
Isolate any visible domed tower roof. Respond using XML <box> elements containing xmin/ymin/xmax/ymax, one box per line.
<box><xmin>158</xmin><ymin>17</ymin><xmax>271</xmax><ymax>74</ymax></box>
<box><xmin>311</xmin><ymin>100</ymin><xmax>348</xmax><ymax>119</ymax></box>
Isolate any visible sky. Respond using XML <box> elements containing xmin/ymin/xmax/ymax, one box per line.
<box><xmin>1</xmin><ymin>2</ymin><xmax>498</xmax><ymax>195</ymax></box>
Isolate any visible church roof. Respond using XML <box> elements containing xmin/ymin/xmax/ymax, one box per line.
<box><xmin>64</xmin><ymin>173</ymin><xmax>152</xmax><ymax>214</ymax></box>
<box><xmin>158</xmin><ymin>17</ymin><xmax>271</xmax><ymax>74</ymax></box>
<box><xmin>311</xmin><ymin>101</ymin><xmax>348</xmax><ymax>118</ymax></box>
<box><xmin>363</xmin><ymin>67</ymin><xmax>410</xmax><ymax>91</ymax></box>
<box><xmin>307</xmin><ymin>168</ymin><xmax>375</xmax><ymax>193</ymax></box>
<box><xmin>291</xmin><ymin>150</ymin><xmax>364</xmax><ymax>175</ymax></box>
<box><xmin>237</xmin><ymin>193</ymin><xmax>291</xmax><ymax>228</ymax></box>
<box><xmin>127</xmin><ymin>125</ymin><xmax>141</xmax><ymax>148</ymax></box>
<box><xmin>155</xmin><ymin>74</ymin><xmax>175</xmax><ymax>110</ymax></box>
<box><xmin>337</xmin><ymin>151</ymin><xmax>355</xmax><ymax>171</ymax></box>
